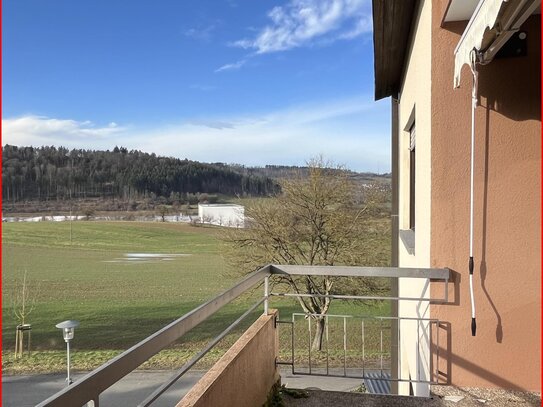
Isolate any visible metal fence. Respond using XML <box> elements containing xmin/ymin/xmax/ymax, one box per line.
<box><xmin>277</xmin><ymin>313</ymin><xmax>440</xmax><ymax>386</ymax></box>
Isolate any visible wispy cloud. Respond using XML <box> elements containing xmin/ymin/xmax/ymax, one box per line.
<box><xmin>232</xmin><ymin>0</ymin><xmax>372</xmax><ymax>54</ymax></box>
<box><xmin>1</xmin><ymin>96</ymin><xmax>390</xmax><ymax>172</ymax></box>
<box><xmin>189</xmin><ymin>119</ymin><xmax>236</xmax><ymax>130</ymax></box>
<box><xmin>184</xmin><ymin>23</ymin><xmax>218</xmax><ymax>42</ymax></box>
<box><xmin>2</xmin><ymin>115</ymin><xmax>125</xmax><ymax>147</ymax></box>
<box><xmin>215</xmin><ymin>59</ymin><xmax>246</xmax><ymax>73</ymax></box>
<box><xmin>133</xmin><ymin>95</ymin><xmax>389</xmax><ymax>171</ymax></box>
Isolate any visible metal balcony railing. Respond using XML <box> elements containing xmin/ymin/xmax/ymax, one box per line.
<box><xmin>37</xmin><ymin>264</ymin><xmax>449</xmax><ymax>407</ymax></box>
<box><xmin>277</xmin><ymin>313</ymin><xmax>441</xmax><ymax>386</ymax></box>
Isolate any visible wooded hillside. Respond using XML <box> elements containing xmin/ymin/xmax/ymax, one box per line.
<box><xmin>2</xmin><ymin>145</ymin><xmax>279</xmax><ymax>202</ymax></box>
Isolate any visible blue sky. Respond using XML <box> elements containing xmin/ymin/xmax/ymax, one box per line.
<box><xmin>2</xmin><ymin>0</ymin><xmax>390</xmax><ymax>172</ymax></box>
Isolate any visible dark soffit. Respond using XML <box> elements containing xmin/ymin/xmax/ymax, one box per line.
<box><xmin>372</xmin><ymin>0</ymin><xmax>418</xmax><ymax>100</ymax></box>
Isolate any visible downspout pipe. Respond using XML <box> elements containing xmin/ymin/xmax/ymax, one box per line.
<box><xmin>469</xmin><ymin>50</ymin><xmax>478</xmax><ymax>337</ymax></box>
<box><xmin>390</xmin><ymin>95</ymin><xmax>400</xmax><ymax>393</ymax></box>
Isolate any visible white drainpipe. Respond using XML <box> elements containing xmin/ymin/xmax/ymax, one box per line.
<box><xmin>469</xmin><ymin>50</ymin><xmax>478</xmax><ymax>337</ymax></box>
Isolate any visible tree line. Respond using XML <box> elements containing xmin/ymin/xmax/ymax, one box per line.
<box><xmin>2</xmin><ymin>145</ymin><xmax>280</xmax><ymax>203</ymax></box>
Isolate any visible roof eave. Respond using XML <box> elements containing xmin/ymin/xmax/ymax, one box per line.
<box><xmin>372</xmin><ymin>0</ymin><xmax>418</xmax><ymax>100</ymax></box>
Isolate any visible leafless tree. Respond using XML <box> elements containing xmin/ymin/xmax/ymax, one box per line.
<box><xmin>222</xmin><ymin>158</ymin><xmax>389</xmax><ymax>350</ymax></box>
<box><xmin>83</xmin><ymin>207</ymin><xmax>95</xmax><ymax>221</ymax></box>
<box><xmin>158</xmin><ymin>205</ymin><xmax>169</xmax><ymax>222</ymax></box>
<box><xmin>11</xmin><ymin>270</ymin><xmax>40</xmax><ymax>357</ymax></box>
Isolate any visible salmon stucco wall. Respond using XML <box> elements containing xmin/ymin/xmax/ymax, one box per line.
<box><xmin>430</xmin><ymin>1</ymin><xmax>541</xmax><ymax>391</ymax></box>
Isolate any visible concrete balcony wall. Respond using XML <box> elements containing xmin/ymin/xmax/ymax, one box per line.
<box><xmin>176</xmin><ymin>310</ymin><xmax>279</xmax><ymax>407</ymax></box>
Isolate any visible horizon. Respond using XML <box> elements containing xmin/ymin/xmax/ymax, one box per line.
<box><xmin>2</xmin><ymin>0</ymin><xmax>391</xmax><ymax>172</ymax></box>
<box><xmin>2</xmin><ymin>143</ymin><xmax>390</xmax><ymax>175</ymax></box>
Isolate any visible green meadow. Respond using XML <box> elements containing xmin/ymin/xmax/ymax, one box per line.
<box><xmin>2</xmin><ymin>220</ymin><xmax>390</xmax><ymax>374</ymax></box>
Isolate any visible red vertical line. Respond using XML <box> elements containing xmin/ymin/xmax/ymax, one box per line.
<box><xmin>540</xmin><ymin>9</ymin><xmax>543</xmax><ymax>389</ymax></box>
<box><xmin>0</xmin><ymin>0</ymin><xmax>4</xmax><ymax>397</ymax></box>
<box><xmin>0</xmin><ymin>0</ymin><xmax>4</xmax><ymax>398</ymax></box>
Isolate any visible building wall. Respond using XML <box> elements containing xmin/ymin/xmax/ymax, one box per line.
<box><xmin>198</xmin><ymin>204</ymin><xmax>244</xmax><ymax>227</ymax></box>
<box><xmin>177</xmin><ymin>310</ymin><xmax>279</xmax><ymax>407</ymax></box>
<box><xmin>396</xmin><ymin>0</ymin><xmax>433</xmax><ymax>396</ymax></box>
<box><xmin>430</xmin><ymin>1</ymin><xmax>541</xmax><ymax>390</ymax></box>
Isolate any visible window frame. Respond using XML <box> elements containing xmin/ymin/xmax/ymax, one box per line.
<box><xmin>409</xmin><ymin>123</ymin><xmax>416</xmax><ymax>231</ymax></box>
<box><xmin>399</xmin><ymin>107</ymin><xmax>416</xmax><ymax>255</ymax></box>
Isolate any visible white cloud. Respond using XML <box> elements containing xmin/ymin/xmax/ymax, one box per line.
<box><xmin>130</xmin><ymin>95</ymin><xmax>390</xmax><ymax>171</ymax></box>
<box><xmin>337</xmin><ymin>14</ymin><xmax>372</xmax><ymax>39</ymax></box>
<box><xmin>189</xmin><ymin>119</ymin><xmax>236</xmax><ymax>130</ymax></box>
<box><xmin>1</xmin><ymin>96</ymin><xmax>390</xmax><ymax>172</ymax></box>
<box><xmin>215</xmin><ymin>59</ymin><xmax>246</xmax><ymax>73</ymax></box>
<box><xmin>2</xmin><ymin>115</ymin><xmax>125</xmax><ymax>147</ymax></box>
<box><xmin>232</xmin><ymin>0</ymin><xmax>372</xmax><ymax>54</ymax></box>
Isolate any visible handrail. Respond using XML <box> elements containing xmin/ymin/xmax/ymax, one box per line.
<box><xmin>269</xmin><ymin>264</ymin><xmax>450</xmax><ymax>303</ymax></box>
<box><xmin>269</xmin><ymin>264</ymin><xmax>449</xmax><ymax>280</ymax></box>
<box><xmin>271</xmin><ymin>292</ymin><xmax>440</xmax><ymax>302</ymax></box>
<box><xmin>36</xmin><ymin>266</ymin><xmax>271</xmax><ymax>407</ymax></box>
<box><xmin>138</xmin><ymin>297</ymin><xmax>265</xmax><ymax>407</ymax></box>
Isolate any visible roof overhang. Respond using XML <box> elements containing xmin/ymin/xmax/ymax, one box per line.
<box><xmin>452</xmin><ymin>0</ymin><xmax>541</xmax><ymax>88</ymax></box>
<box><xmin>372</xmin><ymin>0</ymin><xmax>418</xmax><ymax>100</ymax></box>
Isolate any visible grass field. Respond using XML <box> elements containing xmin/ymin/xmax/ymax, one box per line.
<box><xmin>2</xmin><ymin>220</ymin><xmax>390</xmax><ymax>374</ymax></box>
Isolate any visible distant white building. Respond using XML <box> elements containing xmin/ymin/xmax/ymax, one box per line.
<box><xmin>198</xmin><ymin>204</ymin><xmax>245</xmax><ymax>228</ymax></box>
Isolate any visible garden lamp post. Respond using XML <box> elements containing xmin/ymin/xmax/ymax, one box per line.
<box><xmin>56</xmin><ymin>320</ymin><xmax>79</xmax><ymax>385</ymax></box>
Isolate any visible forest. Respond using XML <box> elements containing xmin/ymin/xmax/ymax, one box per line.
<box><xmin>2</xmin><ymin>145</ymin><xmax>279</xmax><ymax>203</ymax></box>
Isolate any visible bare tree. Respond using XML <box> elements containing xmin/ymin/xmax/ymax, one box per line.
<box><xmin>11</xmin><ymin>270</ymin><xmax>40</xmax><ymax>357</ymax></box>
<box><xmin>222</xmin><ymin>158</ymin><xmax>389</xmax><ymax>350</ymax></box>
<box><xmin>83</xmin><ymin>207</ymin><xmax>95</xmax><ymax>221</ymax></box>
<box><xmin>158</xmin><ymin>205</ymin><xmax>169</xmax><ymax>222</ymax></box>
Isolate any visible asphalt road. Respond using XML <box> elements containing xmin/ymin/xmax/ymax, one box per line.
<box><xmin>3</xmin><ymin>368</ymin><xmax>364</xmax><ymax>407</ymax></box>
<box><xmin>3</xmin><ymin>370</ymin><xmax>203</xmax><ymax>407</ymax></box>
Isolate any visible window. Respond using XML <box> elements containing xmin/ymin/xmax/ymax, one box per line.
<box><xmin>399</xmin><ymin>109</ymin><xmax>415</xmax><ymax>255</ymax></box>
<box><xmin>409</xmin><ymin>124</ymin><xmax>415</xmax><ymax>230</ymax></box>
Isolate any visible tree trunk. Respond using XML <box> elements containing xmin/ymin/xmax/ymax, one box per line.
<box><xmin>311</xmin><ymin>316</ymin><xmax>326</xmax><ymax>351</ymax></box>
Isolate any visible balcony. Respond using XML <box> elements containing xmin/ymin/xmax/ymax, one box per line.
<box><xmin>36</xmin><ymin>264</ymin><xmax>452</xmax><ymax>406</ymax></box>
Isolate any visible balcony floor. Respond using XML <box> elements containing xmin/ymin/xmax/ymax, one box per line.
<box><xmin>282</xmin><ymin>388</ymin><xmax>541</xmax><ymax>406</ymax></box>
